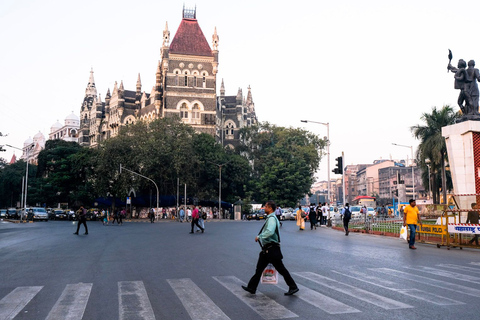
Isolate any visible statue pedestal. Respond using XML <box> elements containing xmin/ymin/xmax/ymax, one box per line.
<box><xmin>442</xmin><ymin>121</ymin><xmax>480</xmax><ymax>209</ymax></box>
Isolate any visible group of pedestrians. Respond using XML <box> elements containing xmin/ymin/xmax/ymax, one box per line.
<box><xmin>294</xmin><ymin>203</ymin><xmax>331</xmax><ymax>231</ymax></box>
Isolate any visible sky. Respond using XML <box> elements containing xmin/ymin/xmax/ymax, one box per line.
<box><xmin>1</xmin><ymin>0</ymin><xmax>479</xmax><ymax>181</ymax></box>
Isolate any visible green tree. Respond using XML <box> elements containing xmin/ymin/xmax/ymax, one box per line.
<box><xmin>411</xmin><ymin>105</ymin><xmax>458</xmax><ymax>204</ymax></box>
<box><xmin>0</xmin><ymin>159</ymin><xmax>33</xmax><ymax>208</ymax></box>
<box><xmin>239</xmin><ymin>122</ymin><xmax>325</xmax><ymax>207</ymax></box>
<box><xmin>35</xmin><ymin>140</ymin><xmax>94</xmax><ymax>207</ymax></box>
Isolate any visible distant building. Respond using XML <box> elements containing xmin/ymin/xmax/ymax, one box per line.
<box><xmin>49</xmin><ymin>112</ymin><xmax>80</xmax><ymax>143</ymax></box>
<box><xmin>217</xmin><ymin>81</ymin><xmax>257</xmax><ymax>148</ymax></box>
<box><xmin>78</xmin><ymin>7</ymin><xmax>240</xmax><ymax>148</ymax></box>
<box><xmin>21</xmin><ymin>131</ymin><xmax>45</xmax><ymax>165</ymax></box>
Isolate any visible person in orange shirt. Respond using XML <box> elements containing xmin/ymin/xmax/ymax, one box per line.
<box><xmin>403</xmin><ymin>199</ymin><xmax>422</xmax><ymax>249</ymax></box>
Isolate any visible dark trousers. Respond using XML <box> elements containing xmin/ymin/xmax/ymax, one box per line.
<box><xmin>76</xmin><ymin>219</ymin><xmax>88</xmax><ymax>234</ymax></box>
<box><xmin>119</xmin><ymin>215</ymin><xmax>123</xmax><ymax>224</ymax></box>
<box><xmin>310</xmin><ymin>218</ymin><xmax>316</xmax><ymax>229</ymax></box>
<box><xmin>150</xmin><ymin>215</ymin><xmax>155</xmax><ymax>223</ymax></box>
<box><xmin>247</xmin><ymin>251</ymin><xmax>297</xmax><ymax>291</ymax></box>
<box><xmin>470</xmin><ymin>235</ymin><xmax>479</xmax><ymax>245</ymax></box>
<box><xmin>112</xmin><ymin>216</ymin><xmax>119</xmax><ymax>224</ymax></box>
<box><xmin>191</xmin><ymin>218</ymin><xmax>203</xmax><ymax>232</ymax></box>
<box><xmin>343</xmin><ymin>218</ymin><xmax>350</xmax><ymax>234</ymax></box>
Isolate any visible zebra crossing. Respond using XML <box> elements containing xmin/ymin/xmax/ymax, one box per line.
<box><xmin>1</xmin><ymin>262</ymin><xmax>480</xmax><ymax>320</ymax></box>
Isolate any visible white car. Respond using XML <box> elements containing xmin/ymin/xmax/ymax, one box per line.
<box><xmin>350</xmin><ymin>206</ymin><xmax>362</xmax><ymax>218</ymax></box>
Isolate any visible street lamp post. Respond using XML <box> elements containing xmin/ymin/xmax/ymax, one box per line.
<box><xmin>425</xmin><ymin>159</ymin><xmax>432</xmax><ymax>200</ymax></box>
<box><xmin>119</xmin><ymin>164</ymin><xmax>159</xmax><ymax>210</ymax></box>
<box><xmin>6</xmin><ymin>144</ymin><xmax>33</xmax><ymax>218</ymax></box>
<box><xmin>208</xmin><ymin>160</ymin><xmax>231</xmax><ymax>219</ymax></box>
<box><xmin>301</xmin><ymin>120</ymin><xmax>330</xmax><ymax>205</ymax></box>
<box><xmin>392</xmin><ymin>143</ymin><xmax>415</xmax><ymax>200</ymax></box>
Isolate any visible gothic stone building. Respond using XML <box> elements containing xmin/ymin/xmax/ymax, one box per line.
<box><xmin>78</xmin><ymin>8</ymin><xmax>224</xmax><ymax>147</ymax></box>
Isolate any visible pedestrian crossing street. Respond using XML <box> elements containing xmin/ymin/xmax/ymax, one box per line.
<box><xmin>1</xmin><ymin>262</ymin><xmax>480</xmax><ymax>320</ymax></box>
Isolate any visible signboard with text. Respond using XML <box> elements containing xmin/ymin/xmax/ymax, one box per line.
<box><xmin>416</xmin><ymin>224</ymin><xmax>447</xmax><ymax>235</ymax></box>
<box><xmin>448</xmin><ymin>224</ymin><xmax>480</xmax><ymax>234</ymax></box>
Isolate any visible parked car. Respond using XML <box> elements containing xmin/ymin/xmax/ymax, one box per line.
<box><xmin>87</xmin><ymin>208</ymin><xmax>100</xmax><ymax>221</ymax></box>
<box><xmin>350</xmin><ymin>206</ymin><xmax>362</xmax><ymax>218</ymax></box>
<box><xmin>66</xmin><ymin>209</ymin><xmax>76</xmax><ymax>221</ymax></box>
<box><xmin>281</xmin><ymin>208</ymin><xmax>293</xmax><ymax>220</ymax></box>
<box><xmin>7</xmin><ymin>208</ymin><xmax>19</xmax><ymax>219</ymax></box>
<box><xmin>246</xmin><ymin>212</ymin><xmax>258</xmax><ymax>220</ymax></box>
<box><xmin>0</xmin><ymin>209</ymin><xmax>7</xmax><ymax>219</ymax></box>
<box><xmin>26</xmin><ymin>207</ymin><xmax>49</xmax><ymax>221</ymax></box>
<box><xmin>52</xmin><ymin>209</ymin><xmax>68</xmax><ymax>220</ymax></box>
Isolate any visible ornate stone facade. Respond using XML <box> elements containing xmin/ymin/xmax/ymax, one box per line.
<box><xmin>78</xmin><ymin>8</ymin><xmax>223</xmax><ymax>147</ymax></box>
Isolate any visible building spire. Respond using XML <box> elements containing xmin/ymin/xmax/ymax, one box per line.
<box><xmin>163</xmin><ymin>22</ymin><xmax>170</xmax><ymax>47</ymax></box>
<box><xmin>85</xmin><ymin>67</ymin><xmax>97</xmax><ymax>97</ymax></box>
<box><xmin>220</xmin><ymin>78</ymin><xmax>225</xmax><ymax>96</ymax></box>
<box><xmin>136</xmin><ymin>73</ymin><xmax>142</xmax><ymax>97</ymax></box>
<box><xmin>212</xmin><ymin>27</ymin><xmax>219</xmax><ymax>51</ymax></box>
<box><xmin>246</xmin><ymin>85</ymin><xmax>253</xmax><ymax>105</ymax></box>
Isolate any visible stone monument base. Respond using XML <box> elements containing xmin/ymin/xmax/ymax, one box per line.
<box><xmin>442</xmin><ymin>120</ymin><xmax>480</xmax><ymax>209</ymax></box>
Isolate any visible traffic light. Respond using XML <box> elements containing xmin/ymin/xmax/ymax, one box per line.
<box><xmin>332</xmin><ymin>156</ymin><xmax>343</xmax><ymax>175</ymax></box>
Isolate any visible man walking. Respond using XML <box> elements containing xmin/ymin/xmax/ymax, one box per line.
<box><xmin>190</xmin><ymin>205</ymin><xmax>204</xmax><ymax>234</ymax></box>
<box><xmin>342</xmin><ymin>203</ymin><xmax>352</xmax><ymax>236</ymax></box>
<box><xmin>242</xmin><ymin>201</ymin><xmax>299</xmax><ymax>295</ymax></box>
<box><xmin>74</xmin><ymin>206</ymin><xmax>88</xmax><ymax>235</ymax></box>
<box><xmin>149</xmin><ymin>208</ymin><xmax>155</xmax><ymax>223</ymax></box>
<box><xmin>467</xmin><ymin>203</ymin><xmax>479</xmax><ymax>245</ymax></box>
<box><xmin>179</xmin><ymin>206</ymin><xmax>185</xmax><ymax>223</ymax></box>
<box><xmin>275</xmin><ymin>206</ymin><xmax>283</xmax><ymax>227</ymax></box>
<box><xmin>403</xmin><ymin>199</ymin><xmax>422</xmax><ymax>249</ymax></box>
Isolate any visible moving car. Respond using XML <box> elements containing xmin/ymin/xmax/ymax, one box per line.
<box><xmin>53</xmin><ymin>209</ymin><xmax>68</xmax><ymax>220</ymax></box>
<box><xmin>26</xmin><ymin>207</ymin><xmax>49</xmax><ymax>221</ymax></box>
<box><xmin>0</xmin><ymin>209</ymin><xmax>7</xmax><ymax>219</ymax></box>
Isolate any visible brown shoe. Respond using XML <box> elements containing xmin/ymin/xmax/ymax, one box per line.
<box><xmin>409</xmin><ymin>246</ymin><xmax>417</xmax><ymax>250</ymax></box>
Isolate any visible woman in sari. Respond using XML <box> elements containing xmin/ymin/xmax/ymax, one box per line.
<box><xmin>296</xmin><ymin>206</ymin><xmax>305</xmax><ymax>231</ymax></box>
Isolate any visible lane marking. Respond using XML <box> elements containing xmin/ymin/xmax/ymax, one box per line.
<box><xmin>167</xmin><ymin>278</ymin><xmax>230</xmax><ymax>320</ymax></box>
<box><xmin>372</xmin><ymin>268</ymin><xmax>480</xmax><ymax>297</ymax></box>
<box><xmin>332</xmin><ymin>270</ymin><xmax>464</xmax><ymax>306</ymax></box>
<box><xmin>437</xmin><ymin>264</ymin><xmax>480</xmax><ymax>274</ymax></box>
<box><xmin>293</xmin><ymin>272</ymin><xmax>412</xmax><ymax>310</ymax></box>
<box><xmin>118</xmin><ymin>281</ymin><xmax>155</xmax><ymax>320</ymax></box>
<box><xmin>276</xmin><ymin>279</ymin><xmax>360</xmax><ymax>314</ymax></box>
<box><xmin>46</xmin><ymin>283</ymin><xmax>92</xmax><ymax>320</ymax></box>
<box><xmin>404</xmin><ymin>266</ymin><xmax>480</xmax><ymax>284</ymax></box>
<box><xmin>213</xmin><ymin>276</ymin><xmax>298</xmax><ymax>320</ymax></box>
<box><xmin>0</xmin><ymin>286</ymin><xmax>43</xmax><ymax>320</ymax></box>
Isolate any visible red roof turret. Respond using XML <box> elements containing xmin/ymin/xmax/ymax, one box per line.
<box><xmin>170</xmin><ymin>18</ymin><xmax>212</xmax><ymax>57</ymax></box>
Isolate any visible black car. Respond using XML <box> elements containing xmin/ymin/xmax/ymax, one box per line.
<box><xmin>7</xmin><ymin>208</ymin><xmax>19</xmax><ymax>219</ymax></box>
<box><xmin>53</xmin><ymin>209</ymin><xmax>68</xmax><ymax>220</ymax></box>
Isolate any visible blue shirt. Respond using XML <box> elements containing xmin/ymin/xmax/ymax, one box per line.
<box><xmin>258</xmin><ymin>213</ymin><xmax>280</xmax><ymax>245</ymax></box>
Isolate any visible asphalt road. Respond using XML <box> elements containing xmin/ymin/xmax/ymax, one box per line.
<box><xmin>1</xmin><ymin>218</ymin><xmax>480</xmax><ymax>320</ymax></box>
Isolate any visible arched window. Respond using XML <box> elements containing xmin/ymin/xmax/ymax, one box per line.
<box><xmin>180</xmin><ymin>103</ymin><xmax>189</xmax><ymax>119</ymax></box>
<box><xmin>192</xmin><ymin>103</ymin><xmax>200</xmax><ymax>119</ymax></box>
<box><xmin>175</xmin><ymin>70</ymin><xmax>180</xmax><ymax>86</ymax></box>
<box><xmin>184</xmin><ymin>71</ymin><xmax>188</xmax><ymax>86</ymax></box>
<box><xmin>225</xmin><ymin>122</ymin><xmax>235</xmax><ymax>140</ymax></box>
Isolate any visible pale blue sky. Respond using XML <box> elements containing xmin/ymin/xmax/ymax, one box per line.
<box><xmin>1</xmin><ymin>0</ymin><xmax>479</xmax><ymax>181</ymax></box>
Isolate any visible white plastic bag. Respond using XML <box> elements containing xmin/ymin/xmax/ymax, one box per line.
<box><xmin>399</xmin><ymin>226</ymin><xmax>407</xmax><ymax>241</ymax></box>
<box><xmin>261</xmin><ymin>263</ymin><xmax>278</xmax><ymax>284</ymax></box>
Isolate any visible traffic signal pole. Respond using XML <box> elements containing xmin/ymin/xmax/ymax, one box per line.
<box><xmin>342</xmin><ymin>152</ymin><xmax>346</xmax><ymax>206</ymax></box>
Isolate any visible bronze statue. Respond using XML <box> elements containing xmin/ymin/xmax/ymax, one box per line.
<box><xmin>448</xmin><ymin>50</ymin><xmax>480</xmax><ymax>120</ymax></box>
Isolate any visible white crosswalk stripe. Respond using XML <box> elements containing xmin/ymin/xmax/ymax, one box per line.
<box><xmin>294</xmin><ymin>272</ymin><xmax>412</xmax><ymax>310</ymax></box>
<box><xmin>45</xmin><ymin>283</ymin><xmax>92</xmax><ymax>320</ymax></box>
<box><xmin>404</xmin><ymin>266</ymin><xmax>480</xmax><ymax>284</ymax></box>
<box><xmin>0</xmin><ymin>286</ymin><xmax>43</xmax><ymax>320</ymax></box>
<box><xmin>118</xmin><ymin>281</ymin><xmax>155</xmax><ymax>320</ymax></box>
<box><xmin>276</xmin><ymin>279</ymin><xmax>360</xmax><ymax>314</ymax></box>
<box><xmin>2</xmin><ymin>263</ymin><xmax>480</xmax><ymax>319</ymax></box>
<box><xmin>372</xmin><ymin>267</ymin><xmax>480</xmax><ymax>297</ymax></box>
<box><xmin>437</xmin><ymin>263</ymin><xmax>480</xmax><ymax>274</ymax></box>
<box><xmin>213</xmin><ymin>276</ymin><xmax>298</xmax><ymax>320</ymax></box>
<box><xmin>167</xmin><ymin>278</ymin><xmax>230</xmax><ymax>320</ymax></box>
<box><xmin>332</xmin><ymin>270</ymin><xmax>464</xmax><ymax>306</ymax></box>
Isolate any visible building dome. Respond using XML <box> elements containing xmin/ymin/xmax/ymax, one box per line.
<box><xmin>33</xmin><ymin>131</ymin><xmax>45</xmax><ymax>141</ymax></box>
<box><xmin>24</xmin><ymin>136</ymin><xmax>33</xmax><ymax>146</ymax></box>
<box><xmin>65</xmin><ymin>112</ymin><xmax>79</xmax><ymax>126</ymax></box>
<box><xmin>51</xmin><ymin>120</ymin><xmax>62</xmax><ymax>132</ymax></box>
